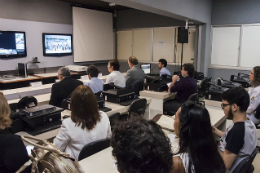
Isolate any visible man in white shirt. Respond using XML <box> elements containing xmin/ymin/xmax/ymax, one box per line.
<box><xmin>158</xmin><ymin>59</ymin><xmax>171</xmax><ymax>76</ymax></box>
<box><xmin>105</xmin><ymin>60</ymin><xmax>125</xmax><ymax>88</ymax></box>
<box><xmin>84</xmin><ymin>65</ymin><xmax>103</xmax><ymax>93</ymax></box>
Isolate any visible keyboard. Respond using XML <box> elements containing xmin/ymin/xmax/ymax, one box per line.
<box><xmin>120</xmin><ymin>98</ymin><xmax>139</xmax><ymax>106</ymax></box>
<box><xmin>99</xmin><ymin>106</ymin><xmax>112</xmax><ymax>112</ymax></box>
<box><xmin>27</xmin><ymin>121</ymin><xmax>62</xmax><ymax>136</ymax></box>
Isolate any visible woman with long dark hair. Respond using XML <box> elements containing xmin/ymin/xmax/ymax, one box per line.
<box><xmin>247</xmin><ymin>66</ymin><xmax>260</xmax><ymax>124</ymax></box>
<box><xmin>54</xmin><ymin>85</ymin><xmax>111</xmax><ymax>160</ymax></box>
<box><xmin>172</xmin><ymin>101</ymin><xmax>226</xmax><ymax>173</ymax></box>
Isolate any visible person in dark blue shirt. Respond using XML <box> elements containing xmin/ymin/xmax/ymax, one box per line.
<box><xmin>164</xmin><ymin>63</ymin><xmax>197</xmax><ymax>115</ymax></box>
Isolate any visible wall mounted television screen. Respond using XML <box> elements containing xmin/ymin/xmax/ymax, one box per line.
<box><xmin>43</xmin><ymin>33</ymin><xmax>73</xmax><ymax>56</ymax></box>
<box><xmin>0</xmin><ymin>31</ymin><xmax>27</xmax><ymax>58</ymax></box>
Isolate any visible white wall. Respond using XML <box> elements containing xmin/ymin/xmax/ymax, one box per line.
<box><xmin>0</xmin><ymin>18</ymin><xmax>73</xmax><ymax>71</ymax></box>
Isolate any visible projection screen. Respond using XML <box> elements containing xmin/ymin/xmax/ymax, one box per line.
<box><xmin>73</xmin><ymin>7</ymin><xmax>113</xmax><ymax>62</ymax></box>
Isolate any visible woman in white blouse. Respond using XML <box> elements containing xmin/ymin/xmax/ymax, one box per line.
<box><xmin>54</xmin><ymin>85</ymin><xmax>111</xmax><ymax>160</ymax></box>
<box><xmin>106</xmin><ymin>60</ymin><xmax>126</xmax><ymax>88</ymax></box>
<box><xmin>247</xmin><ymin>66</ymin><xmax>260</xmax><ymax>124</ymax></box>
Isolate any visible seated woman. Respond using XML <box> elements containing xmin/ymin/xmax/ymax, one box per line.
<box><xmin>247</xmin><ymin>66</ymin><xmax>260</xmax><ymax>124</ymax></box>
<box><xmin>54</xmin><ymin>85</ymin><xmax>112</xmax><ymax>160</ymax></box>
<box><xmin>173</xmin><ymin>101</ymin><xmax>226</xmax><ymax>173</ymax></box>
<box><xmin>0</xmin><ymin>92</ymin><xmax>31</xmax><ymax>173</ymax></box>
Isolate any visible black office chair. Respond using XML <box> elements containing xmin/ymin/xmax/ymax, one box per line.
<box><xmin>17</xmin><ymin>96</ymin><xmax>38</xmax><ymax>110</ymax></box>
<box><xmin>197</xmin><ymin>77</ymin><xmax>211</xmax><ymax>99</ymax></box>
<box><xmin>119</xmin><ymin>98</ymin><xmax>147</xmax><ymax>121</ymax></box>
<box><xmin>166</xmin><ymin>93</ymin><xmax>199</xmax><ymax>116</ymax></box>
<box><xmin>132</xmin><ymin>80</ymin><xmax>144</xmax><ymax>96</ymax></box>
<box><xmin>232</xmin><ymin>147</ymin><xmax>259</xmax><ymax>173</ymax></box>
<box><xmin>78</xmin><ymin>138</ymin><xmax>111</xmax><ymax>161</ymax></box>
<box><xmin>109</xmin><ymin>112</ymin><xmax>120</xmax><ymax>130</ymax></box>
<box><xmin>128</xmin><ymin>98</ymin><xmax>147</xmax><ymax>115</ymax></box>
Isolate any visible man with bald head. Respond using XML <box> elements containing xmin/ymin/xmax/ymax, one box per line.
<box><xmin>49</xmin><ymin>67</ymin><xmax>83</xmax><ymax>107</ymax></box>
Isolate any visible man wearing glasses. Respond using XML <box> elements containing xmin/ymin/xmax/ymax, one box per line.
<box><xmin>212</xmin><ymin>87</ymin><xmax>257</xmax><ymax>173</ymax></box>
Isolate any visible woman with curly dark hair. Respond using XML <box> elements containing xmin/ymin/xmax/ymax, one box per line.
<box><xmin>247</xmin><ymin>66</ymin><xmax>260</xmax><ymax>124</ymax></box>
<box><xmin>173</xmin><ymin>101</ymin><xmax>226</xmax><ymax>173</ymax></box>
<box><xmin>111</xmin><ymin>117</ymin><xmax>174</xmax><ymax>173</ymax></box>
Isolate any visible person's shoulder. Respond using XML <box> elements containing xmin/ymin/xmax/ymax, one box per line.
<box><xmin>99</xmin><ymin>111</ymin><xmax>109</xmax><ymax>121</ymax></box>
<box><xmin>62</xmin><ymin>118</ymin><xmax>75</xmax><ymax>128</ymax></box>
<box><xmin>229</xmin><ymin>122</ymin><xmax>245</xmax><ymax>134</ymax></box>
<box><xmin>3</xmin><ymin>134</ymin><xmax>23</xmax><ymax>145</ymax></box>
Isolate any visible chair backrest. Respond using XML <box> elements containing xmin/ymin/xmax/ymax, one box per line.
<box><xmin>254</xmin><ymin>104</ymin><xmax>260</xmax><ymax>119</ymax></box>
<box><xmin>128</xmin><ymin>98</ymin><xmax>147</xmax><ymax>115</ymax></box>
<box><xmin>17</xmin><ymin>96</ymin><xmax>38</xmax><ymax>110</ymax></box>
<box><xmin>78</xmin><ymin>138</ymin><xmax>111</xmax><ymax>161</ymax></box>
<box><xmin>109</xmin><ymin>112</ymin><xmax>120</xmax><ymax>130</ymax></box>
<box><xmin>232</xmin><ymin>147</ymin><xmax>259</xmax><ymax>173</ymax></box>
<box><xmin>187</xmin><ymin>93</ymin><xmax>198</xmax><ymax>102</ymax></box>
<box><xmin>132</xmin><ymin>80</ymin><xmax>144</xmax><ymax>96</ymax></box>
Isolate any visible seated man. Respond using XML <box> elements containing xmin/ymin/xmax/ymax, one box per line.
<box><xmin>126</xmin><ymin>56</ymin><xmax>145</xmax><ymax>87</ymax></box>
<box><xmin>105</xmin><ymin>59</ymin><xmax>126</xmax><ymax>88</ymax></box>
<box><xmin>49</xmin><ymin>67</ymin><xmax>83</xmax><ymax>107</ymax></box>
<box><xmin>164</xmin><ymin>63</ymin><xmax>197</xmax><ymax>115</ymax></box>
<box><xmin>158</xmin><ymin>59</ymin><xmax>171</xmax><ymax>76</ymax></box>
<box><xmin>212</xmin><ymin>87</ymin><xmax>257</xmax><ymax>172</ymax></box>
<box><xmin>111</xmin><ymin>117</ymin><xmax>174</xmax><ymax>173</ymax></box>
<box><xmin>84</xmin><ymin>65</ymin><xmax>103</xmax><ymax>93</ymax></box>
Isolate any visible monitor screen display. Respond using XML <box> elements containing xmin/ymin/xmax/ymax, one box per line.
<box><xmin>43</xmin><ymin>33</ymin><xmax>72</xmax><ymax>56</ymax></box>
<box><xmin>141</xmin><ymin>64</ymin><xmax>151</xmax><ymax>74</ymax></box>
<box><xmin>0</xmin><ymin>31</ymin><xmax>27</xmax><ymax>58</ymax></box>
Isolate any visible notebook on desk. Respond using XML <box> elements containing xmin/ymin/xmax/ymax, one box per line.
<box><xmin>155</xmin><ymin>115</ymin><xmax>175</xmax><ymax>132</ymax></box>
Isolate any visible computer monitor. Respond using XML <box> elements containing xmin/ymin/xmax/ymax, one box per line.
<box><xmin>0</xmin><ymin>31</ymin><xmax>27</xmax><ymax>58</ymax></box>
<box><xmin>140</xmin><ymin>64</ymin><xmax>151</xmax><ymax>75</ymax></box>
<box><xmin>18</xmin><ymin>63</ymin><xmax>27</xmax><ymax>78</ymax></box>
<box><xmin>42</xmin><ymin>33</ymin><xmax>73</xmax><ymax>56</ymax></box>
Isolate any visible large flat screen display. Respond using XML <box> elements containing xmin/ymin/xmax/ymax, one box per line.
<box><xmin>43</xmin><ymin>33</ymin><xmax>73</xmax><ymax>56</ymax></box>
<box><xmin>0</xmin><ymin>31</ymin><xmax>27</xmax><ymax>58</ymax></box>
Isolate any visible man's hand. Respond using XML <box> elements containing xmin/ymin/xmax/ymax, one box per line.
<box><xmin>172</xmin><ymin>75</ymin><xmax>179</xmax><ymax>82</ymax></box>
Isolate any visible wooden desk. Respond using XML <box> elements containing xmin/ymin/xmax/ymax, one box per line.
<box><xmin>0</xmin><ymin>72</ymin><xmax>86</xmax><ymax>90</ymax></box>
<box><xmin>0</xmin><ymin>76</ymin><xmax>40</xmax><ymax>84</ymax></box>
<box><xmin>79</xmin><ymin>147</ymin><xmax>117</xmax><ymax>173</ymax></box>
<box><xmin>139</xmin><ymin>90</ymin><xmax>176</xmax><ymax>119</ymax></box>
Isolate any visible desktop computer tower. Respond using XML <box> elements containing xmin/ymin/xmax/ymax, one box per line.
<box><xmin>18</xmin><ymin>63</ymin><xmax>28</xmax><ymax>78</ymax></box>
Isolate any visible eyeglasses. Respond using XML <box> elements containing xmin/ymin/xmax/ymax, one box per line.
<box><xmin>221</xmin><ymin>103</ymin><xmax>231</xmax><ymax>109</ymax></box>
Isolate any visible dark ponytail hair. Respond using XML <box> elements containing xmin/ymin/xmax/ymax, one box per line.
<box><xmin>178</xmin><ymin>101</ymin><xmax>225</xmax><ymax>173</ymax></box>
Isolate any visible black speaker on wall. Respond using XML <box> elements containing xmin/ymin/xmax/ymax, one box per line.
<box><xmin>178</xmin><ymin>27</ymin><xmax>188</xmax><ymax>43</ymax></box>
